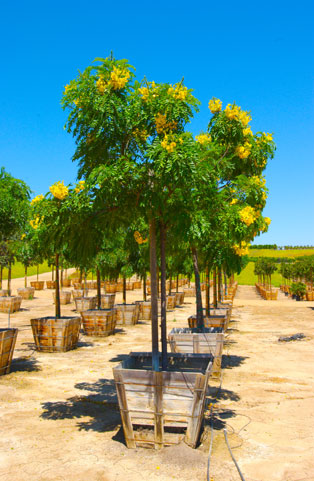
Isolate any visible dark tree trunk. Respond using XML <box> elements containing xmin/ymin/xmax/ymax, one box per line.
<box><xmin>79</xmin><ymin>268</ymin><xmax>83</xmax><ymax>284</ymax></box>
<box><xmin>168</xmin><ymin>275</ymin><xmax>172</xmax><ymax>295</ymax></box>
<box><xmin>213</xmin><ymin>267</ymin><xmax>218</xmax><ymax>309</ymax></box>
<box><xmin>36</xmin><ymin>265</ymin><xmax>39</xmax><ymax>281</ymax></box>
<box><xmin>8</xmin><ymin>263</ymin><xmax>12</xmax><ymax>296</ymax></box>
<box><xmin>191</xmin><ymin>247</ymin><xmax>204</xmax><ymax>329</ymax></box>
<box><xmin>97</xmin><ymin>268</ymin><xmax>101</xmax><ymax>309</ymax></box>
<box><xmin>24</xmin><ymin>265</ymin><xmax>27</xmax><ymax>288</ymax></box>
<box><xmin>143</xmin><ymin>273</ymin><xmax>147</xmax><ymax>301</ymax></box>
<box><xmin>160</xmin><ymin>221</ymin><xmax>167</xmax><ymax>371</ymax></box>
<box><xmin>176</xmin><ymin>274</ymin><xmax>179</xmax><ymax>293</ymax></box>
<box><xmin>224</xmin><ymin>271</ymin><xmax>228</xmax><ymax>297</ymax></box>
<box><xmin>205</xmin><ymin>266</ymin><xmax>210</xmax><ymax>317</ymax></box>
<box><xmin>52</xmin><ymin>265</ymin><xmax>54</xmax><ymax>281</ymax></box>
<box><xmin>0</xmin><ymin>265</ymin><xmax>2</xmax><ymax>289</ymax></box>
<box><xmin>123</xmin><ymin>275</ymin><xmax>126</xmax><ymax>304</ymax></box>
<box><xmin>218</xmin><ymin>268</ymin><xmax>222</xmax><ymax>302</ymax></box>
<box><xmin>84</xmin><ymin>272</ymin><xmax>87</xmax><ymax>296</ymax></box>
<box><xmin>149</xmin><ymin>218</ymin><xmax>159</xmax><ymax>372</ymax></box>
<box><xmin>55</xmin><ymin>253</ymin><xmax>61</xmax><ymax>319</ymax></box>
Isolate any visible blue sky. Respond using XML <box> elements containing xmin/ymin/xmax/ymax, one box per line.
<box><xmin>1</xmin><ymin>0</ymin><xmax>313</xmax><ymax>245</ymax></box>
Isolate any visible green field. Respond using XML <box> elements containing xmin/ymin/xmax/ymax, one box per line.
<box><xmin>235</xmin><ymin>261</ymin><xmax>283</xmax><ymax>287</ymax></box>
<box><xmin>1</xmin><ymin>262</ymin><xmax>51</xmax><ymax>280</ymax></box>
<box><xmin>249</xmin><ymin>248</ymin><xmax>314</xmax><ymax>258</ymax></box>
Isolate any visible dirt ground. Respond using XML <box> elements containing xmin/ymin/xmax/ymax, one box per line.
<box><xmin>1</xmin><ymin>272</ymin><xmax>314</xmax><ymax>481</ymax></box>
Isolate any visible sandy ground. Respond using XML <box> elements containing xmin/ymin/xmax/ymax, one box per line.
<box><xmin>0</xmin><ymin>273</ymin><xmax>314</xmax><ymax>481</ymax></box>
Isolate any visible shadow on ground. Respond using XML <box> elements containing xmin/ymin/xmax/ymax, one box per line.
<box><xmin>40</xmin><ymin>378</ymin><xmax>121</xmax><ymax>434</ymax></box>
<box><xmin>221</xmin><ymin>354</ymin><xmax>248</xmax><ymax>369</ymax></box>
<box><xmin>10</xmin><ymin>356</ymin><xmax>41</xmax><ymax>372</ymax></box>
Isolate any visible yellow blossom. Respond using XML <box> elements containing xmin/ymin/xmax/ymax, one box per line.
<box><xmin>225</xmin><ymin>104</ymin><xmax>241</xmax><ymax>120</ymax></box>
<box><xmin>208</xmin><ymin>98</ymin><xmax>222</xmax><ymax>113</ymax></box>
<box><xmin>238</xmin><ymin>110</ymin><xmax>251</xmax><ymax>126</ymax></box>
<box><xmin>239</xmin><ymin>206</ymin><xmax>257</xmax><ymax>226</ymax></box>
<box><xmin>235</xmin><ymin>145</ymin><xmax>251</xmax><ymax>159</ymax></box>
<box><xmin>96</xmin><ymin>76</ymin><xmax>107</xmax><ymax>94</ymax></box>
<box><xmin>233</xmin><ymin>241</ymin><xmax>250</xmax><ymax>256</ymax></box>
<box><xmin>264</xmin><ymin>217</ymin><xmax>271</xmax><ymax>225</ymax></box>
<box><xmin>261</xmin><ymin>191</ymin><xmax>267</xmax><ymax>201</ymax></box>
<box><xmin>263</xmin><ymin>132</ymin><xmax>273</xmax><ymax>142</ymax></box>
<box><xmin>230</xmin><ymin>198</ymin><xmax>238</xmax><ymax>205</ymax></box>
<box><xmin>21</xmin><ymin>233</ymin><xmax>26</xmax><ymax>240</ymax></box>
<box><xmin>74</xmin><ymin>180</ymin><xmax>85</xmax><ymax>193</ymax></box>
<box><xmin>50</xmin><ymin>181</ymin><xmax>69</xmax><ymax>200</ymax></box>
<box><xmin>133</xmin><ymin>128</ymin><xmax>149</xmax><ymax>142</ymax></box>
<box><xmin>243</xmin><ymin>126</ymin><xmax>253</xmax><ymax>136</ymax></box>
<box><xmin>139</xmin><ymin>87</ymin><xmax>149</xmax><ymax>101</ymax></box>
<box><xmin>161</xmin><ymin>135</ymin><xmax>177</xmax><ymax>153</ymax></box>
<box><xmin>195</xmin><ymin>133</ymin><xmax>212</xmax><ymax>145</ymax></box>
<box><xmin>134</xmin><ymin>231</ymin><xmax>148</xmax><ymax>244</ymax></box>
<box><xmin>109</xmin><ymin>66</ymin><xmax>130</xmax><ymax>90</ymax></box>
<box><xmin>31</xmin><ymin>195</ymin><xmax>44</xmax><ymax>205</ymax></box>
<box><xmin>155</xmin><ymin>113</ymin><xmax>177</xmax><ymax>134</ymax></box>
<box><xmin>29</xmin><ymin>215</ymin><xmax>43</xmax><ymax>230</ymax></box>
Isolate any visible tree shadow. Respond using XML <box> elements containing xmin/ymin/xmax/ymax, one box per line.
<box><xmin>10</xmin><ymin>356</ymin><xmax>41</xmax><ymax>372</ymax></box>
<box><xmin>76</xmin><ymin>340</ymin><xmax>94</xmax><ymax>348</ymax></box>
<box><xmin>222</xmin><ymin>354</ymin><xmax>248</xmax><ymax>369</ymax></box>
<box><xmin>108</xmin><ymin>353</ymin><xmax>129</xmax><ymax>363</ymax></box>
<box><xmin>207</xmin><ymin>386</ymin><xmax>240</xmax><ymax>403</ymax></box>
<box><xmin>40</xmin><ymin>378</ymin><xmax>121</xmax><ymax>434</ymax></box>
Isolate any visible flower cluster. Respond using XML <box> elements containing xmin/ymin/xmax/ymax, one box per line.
<box><xmin>96</xmin><ymin>76</ymin><xmax>107</xmax><ymax>94</ymax></box>
<box><xmin>239</xmin><ymin>206</ymin><xmax>258</xmax><ymax>226</ymax></box>
<box><xmin>263</xmin><ymin>132</ymin><xmax>273</xmax><ymax>142</ymax></box>
<box><xmin>225</xmin><ymin>104</ymin><xmax>251</xmax><ymax>126</ymax></box>
<box><xmin>21</xmin><ymin>233</ymin><xmax>26</xmax><ymax>240</ymax></box>
<box><xmin>161</xmin><ymin>135</ymin><xmax>177</xmax><ymax>153</ymax></box>
<box><xmin>155</xmin><ymin>113</ymin><xmax>177</xmax><ymax>134</ymax></box>
<box><xmin>30</xmin><ymin>215</ymin><xmax>42</xmax><ymax>230</ymax></box>
<box><xmin>233</xmin><ymin>241</ymin><xmax>250</xmax><ymax>256</ymax></box>
<box><xmin>31</xmin><ymin>194</ymin><xmax>44</xmax><ymax>205</ymax></box>
<box><xmin>243</xmin><ymin>126</ymin><xmax>253</xmax><ymax>136</ymax></box>
<box><xmin>168</xmin><ymin>84</ymin><xmax>188</xmax><ymax>101</ymax></box>
<box><xmin>50</xmin><ymin>181</ymin><xmax>69</xmax><ymax>200</ymax></box>
<box><xmin>138</xmin><ymin>86</ymin><xmax>149</xmax><ymax>100</ymax></box>
<box><xmin>75</xmin><ymin>180</ymin><xmax>85</xmax><ymax>193</ymax></box>
<box><xmin>230</xmin><ymin>198</ymin><xmax>238</xmax><ymax>205</ymax></box>
<box><xmin>138</xmin><ymin>81</ymin><xmax>158</xmax><ymax>101</ymax></box>
<box><xmin>251</xmin><ymin>176</ymin><xmax>266</xmax><ymax>188</ymax></box>
<box><xmin>133</xmin><ymin>128</ymin><xmax>149</xmax><ymax>143</ymax></box>
<box><xmin>260</xmin><ymin>217</ymin><xmax>271</xmax><ymax>232</ymax></box>
<box><xmin>110</xmin><ymin>66</ymin><xmax>130</xmax><ymax>90</ymax></box>
<box><xmin>134</xmin><ymin>231</ymin><xmax>148</xmax><ymax>244</ymax></box>
<box><xmin>195</xmin><ymin>133</ymin><xmax>212</xmax><ymax>145</ymax></box>
<box><xmin>235</xmin><ymin>142</ymin><xmax>252</xmax><ymax>159</ymax></box>
<box><xmin>208</xmin><ymin>98</ymin><xmax>222</xmax><ymax>113</ymax></box>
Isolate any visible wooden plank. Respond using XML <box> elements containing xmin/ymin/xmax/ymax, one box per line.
<box><xmin>113</xmin><ymin>371</ymin><xmax>136</xmax><ymax>448</ymax></box>
<box><xmin>154</xmin><ymin>371</ymin><xmax>163</xmax><ymax>449</ymax></box>
<box><xmin>185</xmin><ymin>374</ymin><xmax>206</xmax><ymax>448</ymax></box>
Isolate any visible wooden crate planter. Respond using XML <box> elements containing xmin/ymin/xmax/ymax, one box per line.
<box><xmin>115</xmin><ymin>284</ymin><xmax>123</xmax><ymax>292</ymax></box>
<box><xmin>72</xmin><ymin>289</ymin><xmax>89</xmax><ymax>300</ymax></box>
<box><xmin>306</xmin><ymin>291</ymin><xmax>314</xmax><ymax>301</ymax></box>
<box><xmin>135</xmin><ymin>300</ymin><xmax>151</xmax><ymax>320</ymax></box>
<box><xmin>105</xmin><ymin>283</ymin><xmax>117</xmax><ymax>293</ymax></box>
<box><xmin>101</xmin><ymin>294</ymin><xmax>116</xmax><ymax>309</ymax></box>
<box><xmin>46</xmin><ymin>280</ymin><xmax>56</xmax><ymax>289</ymax></box>
<box><xmin>31</xmin><ymin>317</ymin><xmax>81</xmax><ymax>352</ymax></box>
<box><xmin>75</xmin><ymin>296</ymin><xmax>97</xmax><ymax>312</ymax></box>
<box><xmin>61</xmin><ymin>279</ymin><xmax>72</xmax><ymax>287</ymax></box>
<box><xmin>113</xmin><ymin>352</ymin><xmax>213</xmax><ymax>449</ymax></box>
<box><xmin>0</xmin><ymin>289</ymin><xmax>8</xmax><ymax>297</ymax></box>
<box><xmin>73</xmin><ymin>282</ymin><xmax>83</xmax><ymax>289</ymax></box>
<box><xmin>17</xmin><ymin>287</ymin><xmax>35</xmax><ymax>300</ymax></box>
<box><xmin>188</xmin><ymin>313</ymin><xmax>228</xmax><ymax>331</ymax></box>
<box><xmin>81</xmin><ymin>308</ymin><xmax>116</xmax><ymax>337</ymax></box>
<box><xmin>175</xmin><ymin>292</ymin><xmax>185</xmax><ymax>305</ymax></box>
<box><xmin>115</xmin><ymin>304</ymin><xmax>139</xmax><ymax>326</ymax></box>
<box><xmin>53</xmin><ymin>291</ymin><xmax>72</xmax><ymax>305</ymax></box>
<box><xmin>0</xmin><ymin>296</ymin><xmax>22</xmax><ymax>313</ymax></box>
<box><xmin>125</xmin><ymin>282</ymin><xmax>134</xmax><ymax>291</ymax></box>
<box><xmin>30</xmin><ymin>281</ymin><xmax>44</xmax><ymax>290</ymax></box>
<box><xmin>0</xmin><ymin>328</ymin><xmax>18</xmax><ymax>376</ymax></box>
<box><xmin>183</xmin><ymin>287</ymin><xmax>196</xmax><ymax>297</ymax></box>
<box><xmin>167</xmin><ymin>295</ymin><xmax>177</xmax><ymax>310</ymax></box>
<box><xmin>168</xmin><ymin>328</ymin><xmax>224</xmax><ymax>376</ymax></box>
<box><xmin>133</xmin><ymin>281</ymin><xmax>142</xmax><ymax>289</ymax></box>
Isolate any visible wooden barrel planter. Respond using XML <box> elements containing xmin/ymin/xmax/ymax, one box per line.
<box><xmin>183</xmin><ymin>287</ymin><xmax>196</xmax><ymax>297</ymax></box>
<box><xmin>81</xmin><ymin>309</ymin><xmax>116</xmax><ymax>337</ymax></box>
<box><xmin>0</xmin><ymin>328</ymin><xmax>18</xmax><ymax>376</ymax></box>
<box><xmin>188</xmin><ymin>313</ymin><xmax>228</xmax><ymax>331</ymax></box>
<box><xmin>0</xmin><ymin>289</ymin><xmax>8</xmax><ymax>297</ymax></box>
<box><xmin>31</xmin><ymin>317</ymin><xmax>81</xmax><ymax>352</ymax></box>
<box><xmin>135</xmin><ymin>300</ymin><xmax>151</xmax><ymax>320</ymax></box>
<box><xmin>90</xmin><ymin>281</ymin><xmax>98</xmax><ymax>289</ymax></box>
<box><xmin>133</xmin><ymin>281</ymin><xmax>142</xmax><ymax>289</ymax></box>
<box><xmin>53</xmin><ymin>291</ymin><xmax>72</xmax><ymax>305</ymax></box>
<box><xmin>126</xmin><ymin>282</ymin><xmax>134</xmax><ymax>291</ymax></box>
<box><xmin>105</xmin><ymin>284</ymin><xmax>117</xmax><ymax>293</ymax></box>
<box><xmin>115</xmin><ymin>284</ymin><xmax>123</xmax><ymax>292</ymax></box>
<box><xmin>306</xmin><ymin>291</ymin><xmax>314</xmax><ymax>301</ymax></box>
<box><xmin>72</xmin><ymin>289</ymin><xmax>88</xmax><ymax>300</ymax></box>
<box><xmin>113</xmin><ymin>352</ymin><xmax>213</xmax><ymax>449</ymax></box>
<box><xmin>17</xmin><ymin>287</ymin><xmax>35</xmax><ymax>300</ymax></box>
<box><xmin>146</xmin><ymin>286</ymin><xmax>151</xmax><ymax>295</ymax></box>
<box><xmin>61</xmin><ymin>279</ymin><xmax>72</xmax><ymax>287</ymax></box>
<box><xmin>115</xmin><ymin>304</ymin><xmax>139</xmax><ymax>326</ymax></box>
<box><xmin>73</xmin><ymin>282</ymin><xmax>83</xmax><ymax>289</ymax></box>
<box><xmin>166</xmin><ymin>295</ymin><xmax>177</xmax><ymax>310</ymax></box>
<box><xmin>75</xmin><ymin>296</ymin><xmax>97</xmax><ymax>312</ymax></box>
<box><xmin>0</xmin><ymin>296</ymin><xmax>22</xmax><ymax>313</ymax></box>
<box><xmin>46</xmin><ymin>280</ymin><xmax>56</xmax><ymax>289</ymax></box>
<box><xmin>30</xmin><ymin>281</ymin><xmax>44</xmax><ymax>290</ymax></box>
<box><xmin>101</xmin><ymin>294</ymin><xmax>116</xmax><ymax>309</ymax></box>
<box><xmin>168</xmin><ymin>327</ymin><xmax>224</xmax><ymax>377</ymax></box>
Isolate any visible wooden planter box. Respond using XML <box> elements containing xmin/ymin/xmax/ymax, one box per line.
<box><xmin>46</xmin><ymin>280</ymin><xmax>56</xmax><ymax>289</ymax></box>
<box><xmin>73</xmin><ymin>282</ymin><xmax>83</xmax><ymax>289</ymax></box>
<box><xmin>167</xmin><ymin>295</ymin><xmax>177</xmax><ymax>310</ymax></box>
<box><xmin>183</xmin><ymin>287</ymin><xmax>196</xmax><ymax>297</ymax></box>
<box><xmin>31</xmin><ymin>317</ymin><xmax>81</xmax><ymax>352</ymax></box>
<box><xmin>72</xmin><ymin>289</ymin><xmax>89</xmax><ymax>300</ymax></box>
<box><xmin>125</xmin><ymin>282</ymin><xmax>134</xmax><ymax>291</ymax></box>
<box><xmin>81</xmin><ymin>309</ymin><xmax>116</xmax><ymax>337</ymax></box>
<box><xmin>306</xmin><ymin>291</ymin><xmax>314</xmax><ymax>301</ymax></box>
<box><xmin>30</xmin><ymin>281</ymin><xmax>44</xmax><ymax>290</ymax></box>
<box><xmin>105</xmin><ymin>284</ymin><xmax>117</xmax><ymax>293</ymax></box>
<box><xmin>188</xmin><ymin>313</ymin><xmax>228</xmax><ymax>331</ymax></box>
<box><xmin>17</xmin><ymin>287</ymin><xmax>35</xmax><ymax>300</ymax></box>
<box><xmin>113</xmin><ymin>352</ymin><xmax>213</xmax><ymax>449</ymax></box>
<box><xmin>0</xmin><ymin>328</ymin><xmax>18</xmax><ymax>376</ymax></box>
<box><xmin>115</xmin><ymin>304</ymin><xmax>139</xmax><ymax>326</ymax></box>
<box><xmin>115</xmin><ymin>284</ymin><xmax>123</xmax><ymax>292</ymax></box>
<box><xmin>0</xmin><ymin>289</ymin><xmax>8</xmax><ymax>297</ymax></box>
<box><xmin>133</xmin><ymin>281</ymin><xmax>142</xmax><ymax>289</ymax></box>
<box><xmin>0</xmin><ymin>296</ymin><xmax>22</xmax><ymax>313</ymax></box>
<box><xmin>175</xmin><ymin>292</ymin><xmax>185</xmax><ymax>305</ymax></box>
<box><xmin>168</xmin><ymin>328</ymin><xmax>224</xmax><ymax>376</ymax></box>
<box><xmin>135</xmin><ymin>300</ymin><xmax>151</xmax><ymax>320</ymax></box>
<box><xmin>53</xmin><ymin>291</ymin><xmax>72</xmax><ymax>305</ymax></box>
<box><xmin>101</xmin><ymin>294</ymin><xmax>116</xmax><ymax>309</ymax></box>
<box><xmin>90</xmin><ymin>281</ymin><xmax>98</xmax><ymax>289</ymax></box>
<box><xmin>61</xmin><ymin>279</ymin><xmax>72</xmax><ymax>287</ymax></box>
<box><xmin>75</xmin><ymin>296</ymin><xmax>97</xmax><ymax>312</ymax></box>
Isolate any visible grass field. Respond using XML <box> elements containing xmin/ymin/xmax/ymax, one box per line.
<box><xmin>235</xmin><ymin>261</ymin><xmax>283</xmax><ymax>287</ymax></box>
<box><xmin>1</xmin><ymin>262</ymin><xmax>51</xmax><ymax>280</ymax></box>
<box><xmin>249</xmin><ymin>248</ymin><xmax>314</xmax><ymax>258</ymax></box>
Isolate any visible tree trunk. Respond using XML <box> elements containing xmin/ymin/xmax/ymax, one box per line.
<box><xmin>0</xmin><ymin>265</ymin><xmax>2</xmax><ymax>289</ymax></box>
<box><xmin>55</xmin><ymin>253</ymin><xmax>61</xmax><ymax>319</ymax></box>
<box><xmin>213</xmin><ymin>267</ymin><xmax>218</xmax><ymax>309</ymax></box>
<box><xmin>36</xmin><ymin>265</ymin><xmax>39</xmax><ymax>281</ymax></box>
<box><xmin>79</xmin><ymin>268</ymin><xmax>83</xmax><ymax>284</ymax></box>
<box><xmin>123</xmin><ymin>275</ymin><xmax>126</xmax><ymax>304</ymax></box>
<box><xmin>224</xmin><ymin>271</ymin><xmax>228</xmax><ymax>297</ymax></box>
<box><xmin>218</xmin><ymin>268</ymin><xmax>222</xmax><ymax>302</ymax></box>
<box><xmin>176</xmin><ymin>274</ymin><xmax>179</xmax><ymax>293</ymax></box>
<box><xmin>24</xmin><ymin>265</ymin><xmax>27</xmax><ymax>288</ymax></box>
<box><xmin>143</xmin><ymin>273</ymin><xmax>147</xmax><ymax>301</ymax></box>
<box><xmin>149</xmin><ymin>218</ymin><xmax>159</xmax><ymax>372</ymax></box>
<box><xmin>160</xmin><ymin>221</ymin><xmax>167</xmax><ymax>371</ymax></box>
<box><xmin>168</xmin><ymin>275</ymin><xmax>172</xmax><ymax>295</ymax></box>
<box><xmin>205</xmin><ymin>266</ymin><xmax>210</xmax><ymax>317</ymax></box>
<box><xmin>84</xmin><ymin>272</ymin><xmax>87</xmax><ymax>296</ymax></box>
<box><xmin>97</xmin><ymin>268</ymin><xmax>101</xmax><ymax>309</ymax></box>
<box><xmin>191</xmin><ymin>247</ymin><xmax>204</xmax><ymax>329</ymax></box>
<box><xmin>8</xmin><ymin>263</ymin><xmax>12</xmax><ymax>297</ymax></box>
<box><xmin>52</xmin><ymin>265</ymin><xmax>54</xmax><ymax>281</ymax></box>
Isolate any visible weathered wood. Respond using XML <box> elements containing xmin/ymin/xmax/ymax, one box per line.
<box><xmin>154</xmin><ymin>371</ymin><xmax>164</xmax><ymax>449</ymax></box>
<box><xmin>115</xmin><ymin>304</ymin><xmax>139</xmax><ymax>325</ymax></box>
<box><xmin>17</xmin><ymin>287</ymin><xmax>35</xmax><ymax>300</ymax></box>
<box><xmin>0</xmin><ymin>328</ymin><xmax>18</xmax><ymax>375</ymax></box>
<box><xmin>81</xmin><ymin>309</ymin><xmax>116</xmax><ymax>337</ymax></box>
<box><xmin>31</xmin><ymin>317</ymin><xmax>80</xmax><ymax>352</ymax></box>
<box><xmin>113</xmin><ymin>370</ymin><xmax>136</xmax><ymax>448</ymax></box>
<box><xmin>74</xmin><ymin>296</ymin><xmax>97</xmax><ymax>313</ymax></box>
<box><xmin>30</xmin><ymin>281</ymin><xmax>44</xmax><ymax>290</ymax></box>
<box><xmin>100</xmin><ymin>294</ymin><xmax>116</xmax><ymax>309</ymax></box>
<box><xmin>0</xmin><ymin>296</ymin><xmax>22</xmax><ymax>313</ymax></box>
<box><xmin>53</xmin><ymin>291</ymin><xmax>71</xmax><ymax>305</ymax></box>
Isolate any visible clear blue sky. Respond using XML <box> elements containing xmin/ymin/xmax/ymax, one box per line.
<box><xmin>1</xmin><ymin>0</ymin><xmax>313</xmax><ymax>245</ymax></box>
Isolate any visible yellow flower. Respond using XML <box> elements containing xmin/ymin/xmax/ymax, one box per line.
<box><xmin>263</xmin><ymin>132</ymin><xmax>273</xmax><ymax>142</ymax></box>
<box><xmin>238</xmin><ymin>110</ymin><xmax>251</xmax><ymax>126</ymax></box>
<box><xmin>29</xmin><ymin>215</ymin><xmax>43</xmax><ymax>230</ymax></box>
<box><xmin>233</xmin><ymin>241</ymin><xmax>250</xmax><ymax>256</ymax></box>
<box><xmin>243</xmin><ymin>126</ymin><xmax>253</xmax><ymax>136</ymax></box>
<box><xmin>21</xmin><ymin>233</ymin><xmax>26</xmax><ymax>240</ymax></box>
<box><xmin>155</xmin><ymin>113</ymin><xmax>177</xmax><ymax>134</ymax></box>
<box><xmin>225</xmin><ymin>104</ymin><xmax>240</xmax><ymax>120</ymax></box>
<box><xmin>261</xmin><ymin>191</ymin><xmax>267</xmax><ymax>201</ymax></box>
<box><xmin>239</xmin><ymin>206</ymin><xmax>257</xmax><ymax>226</ymax></box>
<box><xmin>50</xmin><ymin>181</ymin><xmax>69</xmax><ymax>200</ymax></box>
<box><xmin>133</xmin><ymin>128</ymin><xmax>149</xmax><ymax>142</ymax></box>
<box><xmin>109</xmin><ymin>66</ymin><xmax>130</xmax><ymax>90</ymax></box>
<box><xmin>31</xmin><ymin>194</ymin><xmax>44</xmax><ymax>205</ymax></box>
<box><xmin>230</xmin><ymin>198</ymin><xmax>238</xmax><ymax>205</ymax></box>
<box><xmin>161</xmin><ymin>135</ymin><xmax>176</xmax><ymax>153</ymax></box>
<box><xmin>168</xmin><ymin>84</ymin><xmax>188</xmax><ymax>101</ymax></box>
<box><xmin>208</xmin><ymin>98</ymin><xmax>222</xmax><ymax>113</ymax></box>
<box><xmin>96</xmin><ymin>76</ymin><xmax>107</xmax><ymax>94</ymax></box>
<box><xmin>195</xmin><ymin>133</ymin><xmax>212</xmax><ymax>145</ymax></box>
<box><xmin>74</xmin><ymin>180</ymin><xmax>85</xmax><ymax>193</ymax></box>
<box><xmin>264</xmin><ymin>217</ymin><xmax>271</xmax><ymax>225</ymax></box>
<box><xmin>139</xmin><ymin>87</ymin><xmax>149</xmax><ymax>101</ymax></box>
<box><xmin>235</xmin><ymin>145</ymin><xmax>251</xmax><ymax>159</ymax></box>
<box><xmin>134</xmin><ymin>231</ymin><xmax>144</xmax><ymax>244</ymax></box>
